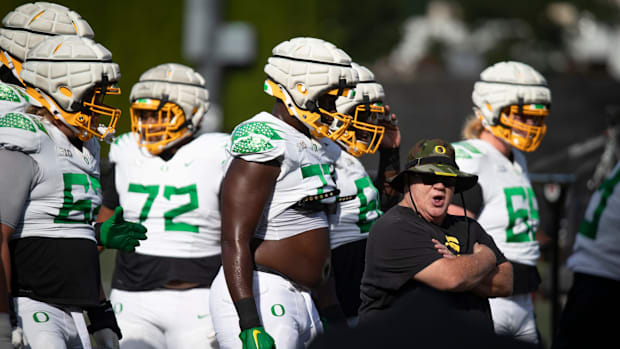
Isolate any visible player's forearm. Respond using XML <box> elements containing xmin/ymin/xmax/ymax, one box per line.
<box><xmin>472</xmin><ymin>261</ymin><xmax>513</xmax><ymax>298</ymax></box>
<box><xmin>221</xmin><ymin>238</ymin><xmax>255</xmax><ymax>301</ymax></box>
<box><xmin>0</xmin><ymin>227</ymin><xmax>12</xmax><ymax>294</ymax></box>
<box><xmin>448</xmin><ymin>253</ymin><xmax>496</xmax><ymax>291</ymax></box>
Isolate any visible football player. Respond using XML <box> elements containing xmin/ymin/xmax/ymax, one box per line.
<box><xmin>0</xmin><ymin>35</ymin><xmax>147</xmax><ymax>349</ymax></box>
<box><xmin>209</xmin><ymin>37</ymin><xmax>357</xmax><ymax>349</ymax></box>
<box><xmin>97</xmin><ymin>63</ymin><xmax>226</xmax><ymax>349</ymax></box>
<box><xmin>0</xmin><ymin>2</ymin><xmax>94</xmax><ymax>114</ymax></box>
<box><xmin>447</xmin><ymin>61</ymin><xmax>551</xmax><ymax>344</ymax></box>
<box><xmin>319</xmin><ymin>63</ymin><xmax>401</xmax><ymax>327</ymax></box>
<box><xmin>553</xmin><ymin>160</ymin><xmax>620</xmax><ymax>348</ymax></box>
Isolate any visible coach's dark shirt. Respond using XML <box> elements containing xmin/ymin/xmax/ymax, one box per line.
<box><xmin>359</xmin><ymin>205</ymin><xmax>507</xmax><ymax>329</ymax></box>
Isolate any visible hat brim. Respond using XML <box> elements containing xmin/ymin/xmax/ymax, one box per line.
<box><xmin>388</xmin><ymin>163</ymin><xmax>478</xmax><ymax>194</ymax></box>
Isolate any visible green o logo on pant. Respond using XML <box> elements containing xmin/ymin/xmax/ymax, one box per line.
<box><xmin>271</xmin><ymin>304</ymin><xmax>285</xmax><ymax>317</ymax></box>
<box><xmin>33</xmin><ymin>312</ymin><xmax>49</xmax><ymax>323</ymax></box>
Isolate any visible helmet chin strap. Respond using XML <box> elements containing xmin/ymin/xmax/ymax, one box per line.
<box><xmin>38</xmin><ymin>90</ymin><xmax>86</xmax><ymax>139</ymax></box>
<box><xmin>277</xmin><ymin>83</ymin><xmax>302</xmax><ymax>119</ymax></box>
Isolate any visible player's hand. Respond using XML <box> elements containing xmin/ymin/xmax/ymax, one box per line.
<box><xmin>378</xmin><ymin>105</ymin><xmax>400</xmax><ymax>149</ymax></box>
<box><xmin>11</xmin><ymin>326</ymin><xmax>27</xmax><ymax>349</ymax></box>
<box><xmin>100</xmin><ymin>207</ymin><xmax>147</xmax><ymax>252</ymax></box>
<box><xmin>239</xmin><ymin>326</ymin><xmax>275</xmax><ymax>349</ymax></box>
<box><xmin>92</xmin><ymin>328</ymin><xmax>119</xmax><ymax>349</ymax></box>
<box><xmin>7</xmin><ymin>298</ymin><xmax>27</xmax><ymax>349</ymax></box>
<box><xmin>432</xmin><ymin>238</ymin><xmax>455</xmax><ymax>259</ymax></box>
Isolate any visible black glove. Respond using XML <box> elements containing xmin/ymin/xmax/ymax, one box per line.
<box><xmin>86</xmin><ymin>300</ymin><xmax>122</xmax><ymax>340</ymax></box>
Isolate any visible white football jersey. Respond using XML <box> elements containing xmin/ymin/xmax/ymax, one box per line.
<box><xmin>0</xmin><ymin>112</ymin><xmax>100</xmax><ymax>241</ymax></box>
<box><xmin>109</xmin><ymin>132</ymin><xmax>229</xmax><ymax>258</ymax></box>
<box><xmin>320</xmin><ymin>140</ymin><xmax>382</xmax><ymax>249</ymax></box>
<box><xmin>0</xmin><ymin>82</ymin><xmax>30</xmax><ymax>114</ymax></box>
<box><xmin>453</xmin><ymin>139</ymin><xmax>540</xmax><ymax>265</ymax></box>
<box><xmin>228</xmin><ymin>112</ymin><xmax>338</xmax><ymax>240</ymax></box>
<box><xmin>567</xmin><ymin>162</ymin><xmax>620</xmax><ymax>280</ymax></box>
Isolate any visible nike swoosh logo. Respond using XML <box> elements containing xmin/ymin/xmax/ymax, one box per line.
<box><xmin>197</xmin><ymin>314</ymin><xmax>209</xmax><ymax>319</ymax></box>
<box><xmin>252</xmin><ymin>329</ymin><xmax>261</xmax><ymax>349</ymax></box>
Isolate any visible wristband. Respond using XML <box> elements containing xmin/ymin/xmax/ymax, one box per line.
<box><xmin>93</xmin><ymin>222</ymin><xmax>103</xmax><ymax>246</ymax></box>
<box><xmin>234</xmin><ymin>297</ymin><xmax>261</xmax><ymax>330</ymax></box>
<box><xmin>8</xmin><ymin>296</ymin><xmax>16</xmax><ymax>327</ymax></box>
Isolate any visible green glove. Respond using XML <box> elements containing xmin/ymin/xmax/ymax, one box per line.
<box><xmin>239</xmin><ymin>326</ymin><xmax>275</xmax><ymax>349</ymax></box>
<box><xmin>100</xmin><ymin>207</ymin><xmax>147</xmax><ymax>252</ymax></box>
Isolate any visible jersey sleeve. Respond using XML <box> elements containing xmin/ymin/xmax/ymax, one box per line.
<box><xmin>0</xmin><ymin>82</ymin><xmax>30</xmax><ymax>114</ymax></box>
<box><xmin>452</xmin><ymin>140</ymin><xmax>483</xmax><ymax>175</ymax></box>
<box><xmin>0</xmin><ymin>112</ymin><xmax>49</xmax><ymax>153</ymax></box>
<box><xmin>0</xmin><ymin>149</ymin><xmax>39</xmax><ymax>228</ymax></box>
<box><xmin>108</xmin><ymin>132</ymin><xmax>134</xmax><ymax>164</ymax></box>
<box><xmin>228</xmin><ymin>120</ymin><xmax>287</xmax><ymax>163</ymax></box>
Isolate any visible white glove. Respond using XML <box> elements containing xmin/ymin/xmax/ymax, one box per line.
<box><xmin>92</xmin><ymin>328</ymin><xmax>119</xmax><ymax>349</ymax></box>
<box><xmin>11</xmin><ymin>327</ymin><xmax>27</xmax><ymax>349</ymax></box>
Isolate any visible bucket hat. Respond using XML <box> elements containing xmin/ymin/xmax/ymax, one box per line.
<box><xmin>389</xmin><ymin>139</ymin><xmax>478</xmax><ymax>193</ymax></box>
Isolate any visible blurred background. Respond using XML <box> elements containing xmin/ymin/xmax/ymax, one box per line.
<box><xmin>2</xmin><ymin>0</ymin><xmax>619</xmax><ymax>347</ymax></box>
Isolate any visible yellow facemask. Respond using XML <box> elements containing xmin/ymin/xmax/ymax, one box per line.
<box><xmin>26</xmin><ymin>84</ymin><xmax>121</xmax><ymax>142</ymax></box>
<box><xmin>483</xmin><ymin>104</ymin><xmax>549</xmax><ymax>152</ymax></box>
<box><xmin>130</xmin><ymin>98</ymin><xmax>191</xmax><ymax>155</ymax></box>
<box><xmin>336</xmin><ymin>103</ymin><xmax>386</xmax><ymax>156</ymax></box>
<box><xmin>264</xmin><ymin>79</ymin><xmax>353</xmax><ymax>140</ymax></box>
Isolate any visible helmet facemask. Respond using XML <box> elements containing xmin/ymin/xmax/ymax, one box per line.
<box><xmin>337</xmin><ymin>102</ymin><xmax>386</xmax><ymax>156</ymax></box>
<box><xmin>480</xmin><ymin>103</ymin><xmax>548</xmax><ymax>152</ymax></box>
<box><xmin>264</xmin><ymin>78</ymin><xmax>353</xmax><ymax>140</ymax></box>
<box><xmin>130</xmin><ymin>97</ymin><xmax>191</xmax><ymax>155</ymax></box>
<box><xmin>25</xmin><ymin>77</ymin><xmax>121</xmax><ymax>142</ymax></box>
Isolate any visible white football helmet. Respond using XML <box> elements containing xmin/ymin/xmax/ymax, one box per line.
<box><xmin>0</xmin><ymin>2</ymin><xmax>93</xmax><ymax>84</ymax></box>
<box><xmin>263</xmin><ymin>37</ymin><xmax>358</xmax><ymax>140</ymax></box>
<box><xmin>335</xmin><ymin>63</ymin><xmax>385</xmax><ymax>156</ymax></box>
<box><xmin>20</xmin><ymin>35</ymin><xmax>121</xmax><ymax>142</ymax></box>
<box><xmin>129</xmin><ymin>63</ymin><xmax>210</xmax><ymax>155</ymax></box>
<box><xmin>472</xmin><ymin>61</ymin><xmax>551</xmax><ymax>152</ymax></box>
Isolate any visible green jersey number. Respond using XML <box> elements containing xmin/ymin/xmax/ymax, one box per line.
<box><xmin>355</xmin><ymin>176</ymin><xmax>382</xmax><ymax>233</ymax></box>
<box><xmin>54</xmin><ymin>173</ymin><xmax>101</xmax><ymax>224</ymax></box>
<box><xmin>504</xmin><ymin>186</ymin><xmax>539</xmax><ymax>242</ymax></box>
<box><xmin>128</xmin><ymin>183</ymin><xmax>199</xmax><ymax>233</ymax></box>
<box><xmin>301</xmin><ymin>164</ymin><xmax>331</xmax><ymax>195</ymax></box>
<box><xmin>579</xmin><ymin>168</ymin><xmax>620</xmax><ymax>240</ymax></box>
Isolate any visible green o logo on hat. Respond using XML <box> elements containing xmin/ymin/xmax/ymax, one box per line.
<box><xmin>435</xmin><ymin>145</ymin><xmax>446</xmax><ymax>154</ymax></box>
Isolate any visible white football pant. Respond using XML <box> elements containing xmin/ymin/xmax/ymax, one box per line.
<box><xmin>489</xmin><ymin>294</ymin><xmax>539</xmax><ymax>344</ymax></box>
<box><xmin>209</xmin><ymin>268</ymin><xmax>323</xmax><ymax>349</ymax></box>
<box><xmin>16</xmin><ymin>297</ymin><xmax>91</xmax><ymax>349</ymax></box>
<box><xmin>110</xmin><ymin>288</ymin><xmax>217</xmax><ymax>349</ymax></box>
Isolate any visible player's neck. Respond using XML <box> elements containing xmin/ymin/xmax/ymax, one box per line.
<box><xmin>480</xmin><ymin>130</ymin><xmax>512</xmax><ymax>160</ymax></box>
<box><xmin>39</xmin><ymin>108</ymin><xmax>83</xmax><ymax>150</ymax></box>
<box><xmin>272</xmin><ymin>100</ymin><xmax>310</xmax><ymax>137</ymax></box>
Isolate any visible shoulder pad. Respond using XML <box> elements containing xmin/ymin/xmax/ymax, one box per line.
<box><xmin>0</xmin><ymin>112</ymin><xmax>49</xmax><ymax>153</ymax></box>
<box><xmin>452</xmin><ymin>140</ymin><xmax>484</xmax><ymax>160</ymax></box>
<box><xmin>0</xmin><ymin>82</ymin><xmax>30</xmax><ymax>113</ymax></box>
<box><xmin>230</xmin><ymin>121</ymin><xmax>285</xmax><ymax>155</ymax></box>
<box><xmin>109</xmin><ymin>132</ymin><xmax>136</xmax><ymax>163</ymax></box>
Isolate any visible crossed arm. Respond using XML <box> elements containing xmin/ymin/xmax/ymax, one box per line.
<box><xmin>416</xmin><ymin>240</ymin><xmax>513</xmax><ymax>297</ymax></box>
